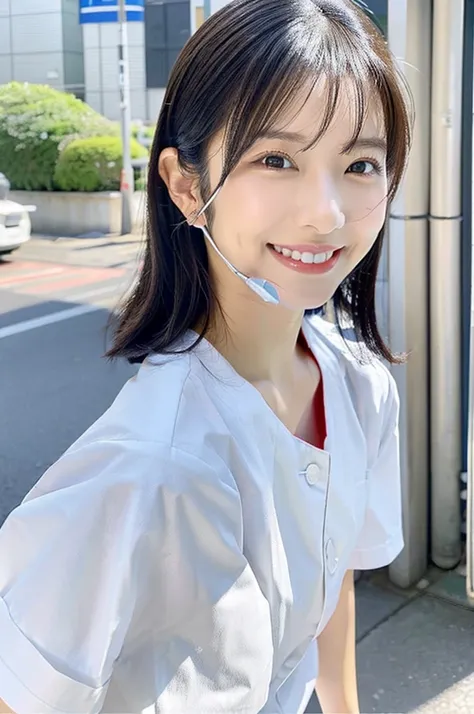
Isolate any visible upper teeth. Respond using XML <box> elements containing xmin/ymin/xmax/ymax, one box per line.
<box><xmin>273</xmin><ymin>245</ymin><xmax>335</xmax><ymax>264</ymax></box>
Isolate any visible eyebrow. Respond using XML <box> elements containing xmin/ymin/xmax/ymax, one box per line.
<box><xmin>342</xmin><ymin>137</ymin><xmax>388</xmax><ymax>154</ymax></box>
<box><xmin>254</xmin><ymin>130</ymin><xmax>387</xmax><ymax>155</ymax></box>
<box><xmin>257</xmin><ymin>129</ymin><xmax>310</xmax><ymax>144</ymax></box>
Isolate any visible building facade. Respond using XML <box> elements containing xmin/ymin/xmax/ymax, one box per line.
<box><xmin>0</xmin><ymin>0</ymin><xmax>84</xmax><ymax>98</ymax></box>
<box><xmin>0</xmin><ymin>0</ymin><xmax>191</xmax><ymax>123</ymax></box>
<box><xmin>83</xmin><ymin>0</ymin><xmax>190</xmax><ymax>122</ymax></box>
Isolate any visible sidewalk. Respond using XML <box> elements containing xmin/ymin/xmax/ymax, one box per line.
<box><xmin>307</xmin><ymin>568</ymin><xmax>474</xmax><ymax>714</ymax></box>
<box><xmin>20</xmin><ymin>232</ymin><xmax>144</xmax><ymax>269</ymax></box>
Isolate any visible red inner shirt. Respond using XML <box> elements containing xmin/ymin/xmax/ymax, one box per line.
<box><xmin>297</xmin><ymin>333</ymin><xmax>327</xmax><ymax>450</ymax></box>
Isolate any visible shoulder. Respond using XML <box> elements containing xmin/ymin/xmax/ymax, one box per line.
<box><xmin>70</xmin><ymin>346</ymin><xmax>232</xmax><ymax>459</ymax></box>
<box><xmin>304</xmin><ymin>314</ymin><xmax>399</xmax><ymax>453</ymax></box>
<box><xmin>305</xmin><ymin>314</ymin><xmax>397</xmax><ymax>402</ymax></box>
<box><xmin>84</xmin><ymin>352</ymin><xmax>194</xmax><ymax>446</ymax></box>
<box><xmin>27</xmin><ymin>431</ymin><xmax>237</xmax><ymax>511</ymax></box>
<box><xmin>28</xmin><ymin>351</ymin><xmax>237</xmax><ymax>506</ymax></box>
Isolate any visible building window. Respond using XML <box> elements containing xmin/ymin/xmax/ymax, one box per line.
<box><xmin>145</xmin><ymin>0</ymin><xmax>191</xmax><ymax>89</ymax></box>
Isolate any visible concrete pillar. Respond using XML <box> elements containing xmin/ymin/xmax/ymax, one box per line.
<box><xmin>387</xmin><ymin>0</ymin><xmax>432</xmax><ymax>588</ymax></box>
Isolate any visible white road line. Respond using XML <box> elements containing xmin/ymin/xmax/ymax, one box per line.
<box><xmin>0</xmin><ymin>302</ymin><xmax>113</xmax><ymax>340</ymax></box>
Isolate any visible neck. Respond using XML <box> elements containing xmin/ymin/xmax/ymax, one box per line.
<box><xmin>205</xmin><ymin>268</ymin><xmax>304</xmax><ymax>384</ymax></box>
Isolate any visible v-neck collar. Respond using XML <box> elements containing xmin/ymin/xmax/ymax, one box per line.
<box><xmin>166</xmin><ymin>317</ymin><xmax>337</xmax><ymax>458</ymax></box>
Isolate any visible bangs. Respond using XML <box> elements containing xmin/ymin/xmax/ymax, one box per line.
<box><xmin>210</xmin><ymin>3</ymin><xmax>412</xmax><ymax>203</ymax></box>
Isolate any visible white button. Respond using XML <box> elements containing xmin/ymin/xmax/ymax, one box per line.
<box><xmin>325</xmin><ymin>538</ymin><xmax>339</xmax><ymax>575</ymax></box>
<box><xmin>305</xmin><ymin>463</ymin><xmax>322</xmax><ymax>486</ymax></box>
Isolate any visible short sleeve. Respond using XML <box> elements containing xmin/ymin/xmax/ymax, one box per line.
<box><xmin>0</xmin><ymin>440</ymin><xmax>274</xmax><ymax>714</ymax></box>
<box><xmin>348</xmin><ymin>373</ymin><xmax>404</xmax><ymax>571</ymax></box>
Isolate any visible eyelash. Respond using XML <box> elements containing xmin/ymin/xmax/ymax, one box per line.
<box><xmin>347</xmin><ymin>156</ymin><xmax>384</xmax><ymax>177</ymax></box>
<box><xmin>258</xmin><ymin>151</ymin><xmax>384</xmax><ymax>177</ymax></box>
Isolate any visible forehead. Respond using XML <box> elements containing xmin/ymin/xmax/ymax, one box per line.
<box><xmin>272</xmin><ymin>78</ymin><xmax>386</xmax><ymax>146</ymax></box>
<box><xmin>207</xmin><ymin>76</ymin><xmax>387</xmax><ymax>168</ymax></box>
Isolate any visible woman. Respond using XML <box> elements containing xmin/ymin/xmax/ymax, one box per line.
<box><xmin>0</xmin><ymin>1</ymin><xmax>412</xmax><ymax>713</ymax></box>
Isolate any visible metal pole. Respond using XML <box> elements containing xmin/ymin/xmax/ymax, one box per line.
<box><xmin>468</xmin><ymin>122</ymin><xmax>474</xmax><ymax>598</ymax></box>
<box><xmin>118</xmin><ymin>0</ymin><xmax>134</xmax><ymax>235</ymax></box>
<box><xmin>8</xmin><ymin>0</ymin><xmax>14</xmax><ymax>81</ymax></box>
<box><xmin>203</xmin><ymin>0</ymin><xmax>211</xmax><ymax>19</ymax></box>
<box><xmin>429</xmin><ymin>0</ymin><xmax>464</xmax><ymax>570</ymax></box>
<box><xmin>464</xmin><ymin>0</ymin><xmax>474</xmax><ymax>607</ymax></box>
<box><xmin>99</xmin><ymin>24</ymin><xmax>104</xmax><ymax>115</ymax></box>
<box><xmin>387</xmin><ymin>0</ymin><xmax>431</xmax><ymax>588</ymax></box>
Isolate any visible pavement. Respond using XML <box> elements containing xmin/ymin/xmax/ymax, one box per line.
<box><xmin>3</xmin><ymin>233</ymin><xmax>474</xmax><ymax>714</ymax></box>
<box><xmin>11</xmin><ymin>231</ymin><xmax>144</xmax><ymax>268</ymax></box>
<box><xmin>305</xmin><ymin>566</ymin><xmax>474</xmax><ymax>714</ymax></box>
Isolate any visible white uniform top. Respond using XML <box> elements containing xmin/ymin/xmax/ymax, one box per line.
<box><xmin>0</xmin><ymin>315</ymin><xmax>403</xmax><ymax>714</ymax></box>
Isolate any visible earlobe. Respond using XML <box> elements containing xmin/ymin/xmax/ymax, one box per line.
<box><xmin>158</xmin><ymin>147</ymin><xmax>207</xmax><ymax>227</ymax></box>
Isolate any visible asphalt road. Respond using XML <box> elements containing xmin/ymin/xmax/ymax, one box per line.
<box><xmin>0</xmin><ymin>235</ymin><xmax>141</xmax><ymax>525</ymax></box>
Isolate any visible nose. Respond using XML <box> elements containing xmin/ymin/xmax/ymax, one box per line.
<box><xmin>299</xmin><ymin>177</ymin><xmax>345</xmax><ymax>234</ymax></box>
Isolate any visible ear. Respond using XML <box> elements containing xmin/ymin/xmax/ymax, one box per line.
<box><xmin>158</xmin><ymin>147</ymin><xmax>207</xmax><ymax>227</ymax></box>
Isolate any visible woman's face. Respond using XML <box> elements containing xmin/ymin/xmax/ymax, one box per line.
<box><xmin>203</xmin><ymin>83</ymin><xmax>389</xmax><ymax>311</ymax></box>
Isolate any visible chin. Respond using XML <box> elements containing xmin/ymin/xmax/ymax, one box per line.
<box><xmin>276</xmin><ymin>290</ymin><xmax>335</xmax><ymax>312</ymax></box>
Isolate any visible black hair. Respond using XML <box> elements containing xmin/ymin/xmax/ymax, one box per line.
<box><xmin>107</xmin><ymin>0</ymin><xmax>413</xmax><ymax>364</ymax></box>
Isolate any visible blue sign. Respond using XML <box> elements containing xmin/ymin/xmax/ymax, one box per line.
<box><xmin>79</xmin><ymin>0</ymin><xmax>145</xmax><ymax>24</ymax></box>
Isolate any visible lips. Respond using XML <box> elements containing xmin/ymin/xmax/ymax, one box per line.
<box><xmin>269</xmin><ymin>243</ymin><xmax>343</xmax><ymax>275</ymax></box>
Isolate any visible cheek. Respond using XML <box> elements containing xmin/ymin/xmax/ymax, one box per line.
<box><xmin>223</xmin><ymin>172</ymin><xmax>288</xmax><ymax>226</ymax></box>
<box><xmin>353</xmin><ymin>189</ymin><xmax>387</xmax><ymax>237</ymax></box>
<box><xmin>347</xmin><ymin>197</ymin><xmax>387</xmax><ymax>264</ymax></box>
<box><xmin>207</xmin><ymin>181</ymin><xmax>272</xmax><ymax>261</ymax></box>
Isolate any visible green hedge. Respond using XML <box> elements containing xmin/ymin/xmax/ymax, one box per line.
<box><xmin>54</xmin><ymin>136</ymin><xmax>148</xmax><ymax>192</ymax></box>
<box><xmin>132</xmin><ymin>123</ymin><xmax>155</xmax><ymax>143</ymax></box>
<box><xmin>0</xmin><ymin>82</ymin><xmax>118</xmax><ymax>190</ymax></box>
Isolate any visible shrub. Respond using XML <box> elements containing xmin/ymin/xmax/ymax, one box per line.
<box><xmin>54</xmin><ymin>135</ymin><xmax>148</xmax><ymax>192</ymax></box>
<box><xmin>0</xmin><ymin>82</ymin><xmax>118</xmax><ymax>190</ymax></box>
<box><xmin>132</xmin><ymin>123</ymin><xmax>155</xmax><ymax>145</ymax></box>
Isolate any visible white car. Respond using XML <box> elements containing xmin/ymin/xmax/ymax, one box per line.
<box><xmin>0</xmin><ymin>198</ymin><xmax>36</xmax><ymax>256</ymax></box>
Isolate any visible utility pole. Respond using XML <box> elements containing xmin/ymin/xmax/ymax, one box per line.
<box><xmin>118</xmin><ymin>0</ymin><xmax>134</xmax><ymax>234</ymax></box>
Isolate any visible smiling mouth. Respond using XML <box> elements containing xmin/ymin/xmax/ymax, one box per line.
<box><xmin>268</xmin><ymin>243</ymin><xmax>344</xmax><ymax>275</ymax></box>
<box><xmin>271</xmin><ymin>244</ymin><xmax>338</xmax><ymax>265</ymax></box>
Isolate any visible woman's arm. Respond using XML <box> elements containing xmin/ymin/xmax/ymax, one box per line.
<box><xmin>315</xmin><ymin>570</ymin><xmax>360</xmax><ymax>714</ymax></box>
<box><xmin>0</xmin><ymin>699</ymin><xmax>14</xmax><ymax>713</ymax></box>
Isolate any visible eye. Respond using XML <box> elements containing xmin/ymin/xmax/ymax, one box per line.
<box><xmin>347</xmin><ymin>159</ymin><xmax>383</xmax><ymax>176</ymax></box>
<box><xmin>261</xmin><ymin>153</ymin><xmax>294</xmax><ymax>170</ymax></box>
